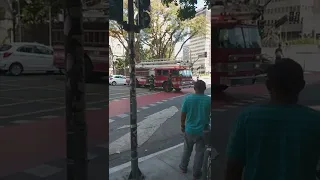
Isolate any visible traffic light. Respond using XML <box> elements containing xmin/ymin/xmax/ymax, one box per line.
<box><xmin>110</xmin><ymin>0</ymin><xmax>123</xmax><ymax>23</ymax></box>
<box><xmin>289</xmin><ymin>11</ymin><xmax>294</xmax><ymax>23</ymax></box>
<box><xmin>294</xmin><ymin>12</ymin><xmax>300</xmax><ymax>23</ymax></box>
<box><xmin>258</xmin><ymin>20</ymin><xmax>266</xmax><ymax>36</ymax></box>
<box><xmin>135</xmin><ymin>0</ymin><xmax>151</xmax><ymax>29</ymax></box>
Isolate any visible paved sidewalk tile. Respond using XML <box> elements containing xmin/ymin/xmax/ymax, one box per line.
<box><xmin>109</xmin><ymin>145</ymin><xmax>198</xmax><ymax>180</ymax></box>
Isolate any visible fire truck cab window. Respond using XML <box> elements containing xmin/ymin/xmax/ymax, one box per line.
<box><xmin>156</xmin><ymin>70</ymin><xmax>162</xmax><ymax>75</ymax></box>
<box><xmin>219</xmin><ymin>27</ymin><xmax>261</xmax><ymax>48</ymax></box>
<box><xmin>219</xmin><ymin>27</ymin><xmax>245</xmax><ymax>48</ymax></box>
<box><xmin>171</xmin><ymin>70</ymin><xmax>179</xmax><ymax>76</ymax></box>
<box><xmin>162</xmin><ymin>70</ymin><xmax>169</xmax><ymax>76</ymax></box>
<box><xmin>179</xmin><ymin>69</ymin><xmax>192</xmax><ymax>77</ymax></box>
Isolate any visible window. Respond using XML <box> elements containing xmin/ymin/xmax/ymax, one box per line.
<box><xmin>219</xmin><ymin>27</ymin><xmax>245</xmax><ymax>48</ymax></box>
<box><xmin>179</xmin><ymin>70</ymin><xmax>192</xmax><ymax>77</ymax></box>
<box><xmin>17</xmin><ymin>46</ymin><xmax>33</xmax><ymax>53</ymax></box>
<box><xmin>242</xmin><ymin>27</ymin><xmax>262</xmax><ymax>48</ymax></box>
<box><xmin>0</xmin><ymin>44</ymin><xmax>12</xmax><ymax>51</ymax></box>
<box><xmin>162</xmin><ymin>70</ymin><xmax>169</xmax><ymax>76</ymax></box>
<box><xmin>34</xmin><ymin>46</ymin><xmax>52</xmax><ymax>55</ymax></box>
<box><xmin>156</xmin><ymin>70</ymin><xmax>161</xmax><ymax>75</ymax></box>
<box><xmin>218</xmin><ymin>26</ymin><xmax>261</xmax><ymax>48</ymax></box>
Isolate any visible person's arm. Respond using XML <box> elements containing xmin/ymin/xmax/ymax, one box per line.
<box><xmin>225</xmin><ymin>113</ymin><xmax>247</xmax><ymax>180</ymax></box>
<box><xmin>180</xmin><ymin>97</ymin><xmax>188</xmax><ymax>132</ymax></box>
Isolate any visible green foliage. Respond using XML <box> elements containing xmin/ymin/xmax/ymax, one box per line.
<box><xmin>20</xmin><ymin>0</ymin><xmax>63</xmax><ymax>24</ymax></box>
<box><xmin>110</xmin><ymin>0</ymin><xmax>207</xmax><ymax>60</ymax></box>
<box><xmin>288</xmin><ymin>38</ymin><xmax>318</xmax><ymax>45</ymax></box>
<box><xmin>114</xmin><ymin>58</ymin><xmax>127</xmax><ymax>70</ymax></box>
<box><xmin>161</xmin><ymin>0</ymin><xmax>211</xmax><ymax>20</ymax></box>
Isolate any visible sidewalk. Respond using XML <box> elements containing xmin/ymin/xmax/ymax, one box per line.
<box><xmin>109</xmin><ymin>143</ymin><xmax>218</xmax><ymax>180</ymax></box>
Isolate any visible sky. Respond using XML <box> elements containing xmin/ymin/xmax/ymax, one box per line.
<box><xmin>174</xmin><ymin>0</ymin><xmax>206</xmax><ymax>58</ymax></box>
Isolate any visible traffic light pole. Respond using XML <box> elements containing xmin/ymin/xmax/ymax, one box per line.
<box><xmin>127</xmin><ymin>0</ymin><xmax>144</xmax><ymax>179</ymax></box>
<box><xmin>64</xmin><ymin>0</ymin><xmax>88</xmax><ymax>180</ymax></box>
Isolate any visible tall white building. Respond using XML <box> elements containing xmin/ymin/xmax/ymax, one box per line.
<box><xmin>262</xmin><ymin>0</ymin><xmax>320</xmax><ymax>39</ymax></box>
<box><xmin>188</xmin><ymin>8</ymin><xmax>211</xmax><ymax>73</ymax></box>
<box><xmin>182</xmin><ymin>45</ymin><xmax>190</xmax><ymax>62</ymax></box>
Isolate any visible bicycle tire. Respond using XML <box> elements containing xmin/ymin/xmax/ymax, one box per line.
<box><xmin>202</xmin><ymin>149</ymin><xmax>211</xmax><ymax>180</ymax></box>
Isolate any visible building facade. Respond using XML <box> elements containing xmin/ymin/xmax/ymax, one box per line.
<box><xmin>182</xmin><ymin>45</ymin><xmax>190</xmax><ymax>62</ymax></box>
<box><xmin>188</xmin><ymin>8</ymin><xmax>211</xmax><ymax>74</ymax></box>
<box><xmin>262</xmin><ymin>0</ymin><xmax>320</xmax><ymax>39</ymax></box>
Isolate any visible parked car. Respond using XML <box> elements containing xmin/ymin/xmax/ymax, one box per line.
<box><xmin>0</xmin><ymin>42</ymin><xmax>57</xmax><ymax>75</ymax></box>
<box><xmin>109</xmin><ymin>75</ymin><xmax>127</xmax><ymax>85</ymax></box>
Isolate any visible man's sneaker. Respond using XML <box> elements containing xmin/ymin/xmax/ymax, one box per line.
<box><xmin>193</xmin><ymin>172</ymin><xmax>202</xmax><ymax>180</ymax></box>
<box><xmin>178</xmin><ymin>165</ymin><xmax>187</xmax><ymax>173</ymax></box>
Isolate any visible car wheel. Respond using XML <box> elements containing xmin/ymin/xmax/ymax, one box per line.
<box><xmin>112</xmin><ymin>81</ymin><xmax>117</xmax><ymax>86</ymax></box>
<box><xmin>9</xmin><ymin>63</ymin><xmax>23</xmax><ymax>76</ymax></box>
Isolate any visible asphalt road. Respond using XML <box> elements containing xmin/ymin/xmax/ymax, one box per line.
<box><xmin>108</xmin><ymin>71</ymin><xmax>320</xmax><ymax>178</ymax></box>
<box><xmin>0</xmin><ymin>74</ymin><xmax>154</xmax><ymax>126</ymax></box>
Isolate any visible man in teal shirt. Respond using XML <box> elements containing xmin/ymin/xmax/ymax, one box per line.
<box><xmin>179</xmin><ymin>80</ymin><xmax>211</xmax><ymax>179</ymax></box>
<box><xmin>225</xmin><ymin>58</ymin><xmax>320</xmax><ymax>180</ymax></box>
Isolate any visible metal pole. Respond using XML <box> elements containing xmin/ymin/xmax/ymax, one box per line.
<box><xmin>64</xmin><ymin>0</ymin><xmax>88</xmax><ymax>179</ymax></box>
<box><xmin>17</xmin><ymin>0</ymin><xmax>21</xmax><ymax>42</ymax></box>
<box><xmin>49</xmin><ymin>6</ymin><xmax>52</xmax><ymax>46</ymax></box>
<box><xmin>127</xmin><ymin>0</ymin><xmax>143</xmax><ymax>179</ymax></box>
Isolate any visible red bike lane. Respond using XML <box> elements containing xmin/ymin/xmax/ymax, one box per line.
<box><xmin>0</xmin><ymin>91</ymin><xmax>186</xmax><ymax>178</ymax></box>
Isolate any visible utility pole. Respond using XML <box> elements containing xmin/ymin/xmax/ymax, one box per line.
<box><xmin>63</xmin><ymin>0</ymin><xmax>88</xmax><ymax>179</ymax></box>
<box><xmin>127</xmin><ymin>0</ymin><xmax>142</xmax><ymax>179</ymax></box>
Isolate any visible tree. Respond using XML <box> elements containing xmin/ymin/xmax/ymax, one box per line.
<box><xmin>110</xmin><ymin>0</ymin><xmax>206</xmax><ymax>60</ymax></box>
<box><xmin>161</xmin><ymin>0</ymin><xmax>212</xmax><ymax>20</ymax></box>
<box><xmin>113</xmin><ymin>58</ymin><xmax>128</xmax><ymax>75</ymax></box>
<box><xmin>20</xmin><ymin>0</ymin><xmax>63</xmax><ymax>24</ymax></box>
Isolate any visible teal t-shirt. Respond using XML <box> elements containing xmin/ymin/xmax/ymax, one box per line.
<box><xmin>227</xmin><ymin>104</ymin><xmax>320</xmax><ymax>180</ymax></box>
<box><xmin>181</xmin><ymin>94</ymin><xmax>211</xmax><ymax>135</ymax></box>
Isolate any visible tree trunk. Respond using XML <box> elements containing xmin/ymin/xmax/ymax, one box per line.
<box><xmin>64</xmin><ymin>0</ymin><xmax>88</xmax><ymax>179</ymax></box>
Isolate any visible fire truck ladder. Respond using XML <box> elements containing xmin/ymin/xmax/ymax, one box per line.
<box><xmin>136</xmin><ymin>58</ymin><xmax>189</xmax><ymax>68</ymax></box>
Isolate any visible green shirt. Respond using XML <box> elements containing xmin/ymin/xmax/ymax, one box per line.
<box><xmin>227</xmin><ymin>104</ymin><xmax>320</xmax><ymax>180</ymax></box>
<box><xmin>181</xmin><ymin>94</ymin><xmax>211</xmax><ymax>135</ymax></box>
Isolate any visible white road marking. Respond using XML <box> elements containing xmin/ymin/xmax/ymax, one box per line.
<box><xmin>0</xmin><ymin>98</ymin><xmax>110</xmax><ymax>119</ymax></box>
<box><xmin>109</xmin><ymin>143</ymin><xmax>219</xmax><ymax>174</ymax></box>
<box><xmin>109</xmin><ymin>119</ymin><xmax>115</xmax><ymax>123</ymax></box>
<box><xmin>141</xmin><ymin>106</ymin><xmax>149</xmax><ymax>109</ymax></box>
<box><xmin>108</xmin><ymin>106</ymin><xmax>179</xmax><ymax>155</ymax></box>
<box><xmin>11</xmin><ymin>120</ymin><xmax>35</xmax><ymax>124</ymax></box>
<box><xmin>156</xmin><ymin>102</ymin><xmax>163</xmax><ymax>104</ymax></box>
<box><xmin>117</xmin><ymin>114</ymin><xmax>129</xmax><ymax>118</ymax></box>
<box><xmin>149</xmin><ymin>104</ymin><xmax>157</xmax><ymax>106</ymax></box>
<box><xmin>39</xmin><ymin>115</ymin><xmax>60</xmax><ymax>119</ymax></box>
<box><xmin>162</xmin><ymin>100</ymin><xmax>167</xmax><ymax>102</ymax></box>
<box><xmin>24</xmin><ymin>164</ymin><xmax>63</xmax><ymax>178</ymax></box>
<box><xmin>117</xmin><ymin>121</ymin><xmax>144</xmax><ymax>130</ymax></box>
<box><xmin>212</xmin><ymin>109</ymin><xmax>227</xmax><ymax>112</ymax></box>
<box><xmin>137</xmin><ymin>110</ymin><xmax>141</xmax><ymax>113</ymax></box>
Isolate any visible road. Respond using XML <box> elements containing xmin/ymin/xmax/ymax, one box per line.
<box><xmin>1</xmin><ymin>71</ymin><xmax>320</xmax><ymax>179</ymax></box>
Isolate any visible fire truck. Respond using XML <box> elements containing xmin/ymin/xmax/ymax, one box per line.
<box><xmin>210</xmin><ymin>2</ymin><xmax>268</xmax><ymax>93</ymax></box>
<box><xmin>52</xmin><ymin>22</ymin><xmax>108</xmax><ymax>82</ymax></box>
<box><xmin>135</xmin><ymin>59</ymin><xmax>194</xmax><ymax>92</ymax></box>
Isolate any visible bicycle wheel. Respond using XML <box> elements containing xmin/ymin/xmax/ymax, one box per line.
<box><xmin>202</xmin><ymin>149</ymin><xmax>211</xmax><ymax>180</ymax></box>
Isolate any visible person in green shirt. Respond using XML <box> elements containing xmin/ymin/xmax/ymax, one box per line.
<box><xmin>225</xmin><ymin>58</ymin><xmax>320</xmax><ymax>180</ymax></box>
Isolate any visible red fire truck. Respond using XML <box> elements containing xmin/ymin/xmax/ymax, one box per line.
<box><xmin>135</xmin><ymin>59</ymin><xmax>194</xmax><ymax>92</ymax></box>
<box><xmin>52</xmin><ymin>22</ymin><xmax>108</xmax><ymax>82</ymax></box>
<box><xmin>210</xmin><ymin>4</ymin><xmax>266</xmax><ymax>93</ymax></box>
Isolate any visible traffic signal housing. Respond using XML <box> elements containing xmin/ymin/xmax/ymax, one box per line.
<box><xmin>109</xmin><ymin>0</ymin><xmax>123</xmax><ymax>23</ymax></box>
<box><xmin>258</xmin><ymin>20</ymin><xmax>266</xmax><ymax>36</ymax></box>
<box><xmin>135</xmin><ymin>0</ymin><xmax>151</xmax><ymax>29</ymax></box>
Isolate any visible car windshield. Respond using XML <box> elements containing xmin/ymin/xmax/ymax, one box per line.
<box><xmin>218</xmin><ymin>26</ymin><xmax>261</xmax><ymax>48</ymax></box>
<box><xmin>179</xmin><ymin>69</ymin><xmax>192</xmax><ymax>77</ymax></box>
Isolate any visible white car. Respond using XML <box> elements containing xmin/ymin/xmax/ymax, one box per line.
<box><xmin>0</xmin><ymin>42</ymin><xmax>57</xmax><ymax>76</ymax></box>
<box><xmin>109</xmin><ymin>75</ymin><xmax>127</xmax><ymax>85</ymax></box>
